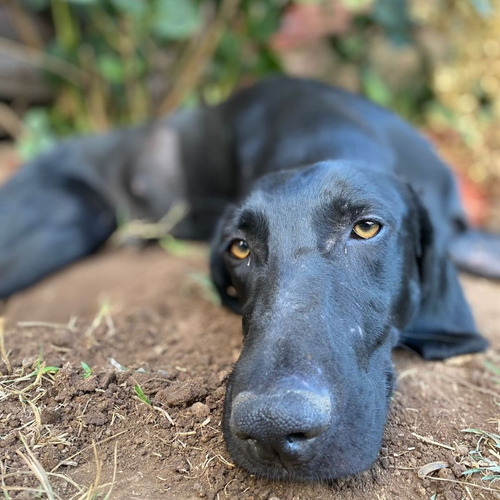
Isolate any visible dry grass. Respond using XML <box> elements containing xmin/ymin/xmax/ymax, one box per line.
<box><xmin>0</xmin><ymin>319</ymin><xmax>118</xmax><ymax>499</ymax></box>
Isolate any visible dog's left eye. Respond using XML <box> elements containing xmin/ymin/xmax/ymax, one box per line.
<box><xmin>229</xmin><ymin>239</ymin><xmax>251</xmax><ymax>260</ymax></box>
<box><xmin>352</xmin><ymin>220</ymin><xmax>381</xmax><ymax>240</ymax></box>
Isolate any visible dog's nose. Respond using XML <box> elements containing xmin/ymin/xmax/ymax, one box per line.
<box><xmin>229</xmin><ymin>389</ymin><xmax>332</xmax><ymax>466</ymax></box>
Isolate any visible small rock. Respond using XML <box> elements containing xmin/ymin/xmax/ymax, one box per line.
<box><xmin>190</xmin><ymin>402</ymin><xmax>210</xmax><ymax>418</ymax></box>
<box><xmin>443</xmin><ymin>490</ymin><xmax>460</xmax><ymax>500</ymax></box>
<box><xmin>41</xmin><ymin>408</ymin><xmax>61</xmax><ymax>425</ymax></box>
<box><xmin>76</xmin><ymin>376</ymin><xmax>98</xmax><ymax>393</ymax></box>
<box><xmin>99</xmin><ymin>371</ymin><xmax>116</xmax><ymax>389</ymax></box>
<box><xmin>454</xmin><ymin>444</ymin><xmax>469</xmax><ymax>457</ymax></box>
<box><xmin>83</xmin><ymin>411</ymin><xmax>108</xmax><ymax>426</ymax></box>
<box><xmin>39</xmin><ymin>447</ymin><xmax>60</xmax><ymax>470</ymax></box>
<box><xmin>451</xmin><ymin>463</ymin><xmax>466</xmax><ymax>478</ymax></box>
<box><xmin>51</xmin><ymin>330</ymin><xmax>72</xmax><ymax>347</ymax></box>
<box><xmin>192</xmin><ymin>481</ymin><xmax>206</xmax><ymax>498</ymax></box>
<box><xmin>8</xmin><ymin>418</ymin><xmax>20</xmax><ymax>428</ymax></box>
<box><xmin>158</xmin><ymin>379</ymin><xmax>209</xmax><ymax>407</ymax></box>
<box><xmin>437</xmin><ymin>467</ymin><xmax>454</xmax><ymax>480</ymax></box>
<box><xmin>3</xmin><ymin>433</ymin><xmax>16</xmax><ymax>446</ymax></box>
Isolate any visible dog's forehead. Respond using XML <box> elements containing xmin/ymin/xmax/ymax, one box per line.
<box><xmin>244</xmin><ymin>161</ymin><xmax>406</xmax><ymax>218</ymax></box>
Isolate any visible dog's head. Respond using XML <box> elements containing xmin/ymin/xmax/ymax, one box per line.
<box><xmin>210</xmin><ymin>161</ymin><xmax>486</xmax><ymax>481</ymax></box>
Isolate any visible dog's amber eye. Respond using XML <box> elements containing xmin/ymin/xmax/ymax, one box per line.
<box><xmin>229</xmin><ymin>239</ymin><xmax>250</xmax><ymax>259</ymax></box>
<box><xmin>352</xmin><ymin>220</ymin><xmax>381</xmax><ymax>239</ymax></box>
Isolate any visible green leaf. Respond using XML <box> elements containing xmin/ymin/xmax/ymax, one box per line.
<box><xmin>17</xmin><ymin>108</ymin><xmax>57</xmax><ymax>160</ymax></box>
<box><xmin>65</xmin><ymin>0</ymin><xmax>99</xmax><ymax>4</ymax></box>
<box><xmin>97</xmin><ymin>54</ymin><xmax>125</xmax><ymax>84</ymax></box>
<box><xmin>187</xmin><ymin>271</ymin><xmax>221</xmax><ymax>306</ymax></box>
<box><xmin>43</xmin><ymin>366</ymin><xmax>60</xmax><ymax>374</ymax></box>
<box><xmin>152</xmin><ymin>0</ymin><xmax>200</xmax><ymax>40</ymax></box>
<box><xmin>462</xmin><ymin>468</ymin><xmax>483</xmax><ymax>475</ymax></box>
<box><xmin>373</xmin><ymin>0</ymin><xmax>413</xmax><ymax>46</ymax></box>
<box><xmin>361</xmin><ymin>68</ymin><xmax>392</xmax><ymax>106</ymax></box>
<box><xmin>482</xmin><ymin>473</ymin><xmax>500</xmax><ymax>481</ymax></box>
<box><xmin>34</xmin><ymin>365</ymin><xmax>60</xmax><ymax>375</ymax></box>
<box><xmin>81</xmin><ymin>361</ymin><xmax>93</xmax><ymax>379</ymax></box>
<box><xmin>246</xmin><ymin>1</ymin><xmax>281</xmax><ymax>43</ymax></box>
<box><xmin>21</xmin><ymin>0</ymin><xmax>51</xmax><ymax>11</ymax></box>
<box><xmin>471</xmin><ymin>0</ymin><xmax>493</xmax><ymax>17</ymax></box>
<box><xmin>483</xmin><ymin>360</ymin><xmax>500</xmax><ymax>377</ymax></box>
<box><xmin>159</xmin><ymin>235</ymin><xmax>191</xmax><ymax>256</ymax></box>
<box><xmin>340</xmin><ymin>0</ymin><xmax>374</xmax><ymax>9</ymax></box>
<box><xmin>134</xmin><ymin>384</ymin><xmax>151</xmax><ymax>405</ymax></box>
<box><xmin>110</xmin><ymin>0</ymin><xmax>148</xmax><ymax>16</ymax></box>
<box><xmin>463</xmin><ymin>428</ymin><xmax>500</xmax><ymax>448</ymax></box>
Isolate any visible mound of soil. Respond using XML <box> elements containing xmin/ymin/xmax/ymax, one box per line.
<box><xmin>1</xmin><ymin>246</ymin><xmax>499</xmax><ymax>499</ymax></box>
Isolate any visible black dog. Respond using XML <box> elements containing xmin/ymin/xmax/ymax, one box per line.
<box><xmin>1</xmin><ymin>77</ymin><xmax>498</xmax><ymax>481</ymax></box>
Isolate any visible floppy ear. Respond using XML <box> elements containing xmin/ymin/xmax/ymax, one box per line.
<box><xmin>210</xmin><ymin>204</ymin><xmax>242</xmax><ymax>314</ymax></box>
<box><xmin>398</xmin><ymin>188</ymin><xmax>489</xmax><ymax>360</ymax></box>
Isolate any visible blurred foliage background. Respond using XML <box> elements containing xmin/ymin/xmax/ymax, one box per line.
<box><xmin>0</xmin><ymin>0</ymin><xmax>498</xmax><ymax>204</ymax></box>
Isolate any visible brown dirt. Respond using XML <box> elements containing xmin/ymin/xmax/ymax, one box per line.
<box><xmin>1</xmin><ymin>245</ymin><xmax>499</xmax><ymax>500</ymax></box>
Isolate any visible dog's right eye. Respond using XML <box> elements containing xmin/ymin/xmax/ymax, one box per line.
<box><xmin>352</xmin><ymin>220</ymin><xmax>381</xmax><ymax>240</ymax></box>
<box><xmin>229</xmin><ymin>239</ymin><xmax>250</xmax><ymax>260</ymax></box>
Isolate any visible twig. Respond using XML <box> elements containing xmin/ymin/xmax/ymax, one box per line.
<box><xmin>0</xmin><ymin>36</ymin><xmax>87</xmax><ymax>86</ymax></box>
<box><xmin>17</xmin><ymin>434</ymin><xmax>56</xmax><ymax>500</ymax></box>
<box><xmin>436</xmin><ymin>373</ymin><xmax>500</xmax><ymax>398</ymax></box>
<box><xmin>425</xmin><ymin>475</ymin><xmax>500</xmax><ymax>494</ymax></box>
<box><xmin>0</xmin><ymin>317</ymin><xmax>12</xmax><ymax>375</ymax></box>
<box><xmin>106</xmin><ymin>442</ymin><xmax>119</xmax><ymax>499</ymax></box>
<box><xmin>464</xmin><ymin>485</ymin><xmax>475</xmax><ymax>500</ymax></box>
<box><xmin>157</xmin><ymin>0</ymin><xmax>242</xmax><ymax>116</ymax></box>
<box><xmin>0</xmin><ymin>102</ymin><xmax>25</xmax><ymax>139</ymax></box>
<box><xmin>17</xmin><ymin>317</ymin><xmax>78</xmax><ymax>331</ymax></box>
<box><xmin>411</xmin><ymin>432</ymin><xmax>455</xmax><ymax>451</ymax></box>
<box><xmin>4</xmin><ymin>0</ymin><xmax>44</xmax><ymax>49</ymax></box>
<box><xmin>112</xmin><ymin>200</ymin><xmax>189</xmax><ymax>244</ymax></box>
<box><xmin>117</xmin><ymin>17</ymin><xmax>148</xmax><ymax>123</ymax></box>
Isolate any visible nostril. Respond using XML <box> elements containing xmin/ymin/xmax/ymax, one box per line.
<box><xmin>286</xmin><ymin>432</ymin><xmax>308</xmax><ymax>444</ymax></box>
<box><xmin>235</xmin><ymin>431</ymin><xmax>251</xmax><ymax>441</ymax></box>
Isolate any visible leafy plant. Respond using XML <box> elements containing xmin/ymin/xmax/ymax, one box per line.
<box><xmin>81</xmin><ymin>361</ymin><xmax>93</xmax><ymax>379</ymax></box>
<box><xmin>10</xmin><ymin>0</ymin><xmax>495</xmax><ymax>178</ymax></box>
<box><xmin>35</xmin><ymin>365</ymin><xmax>60</xmax><ymax>376</ymax></box>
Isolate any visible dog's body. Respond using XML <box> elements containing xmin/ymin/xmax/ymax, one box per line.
<box><xmin>1</xmin><ymin>77</ymin><xmax>498</xmax><ymax>481</ymax></box>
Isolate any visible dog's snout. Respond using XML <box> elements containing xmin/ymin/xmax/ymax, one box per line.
<box><xmin>230</xmin><ymin>389</ymin><xmax>332</xmax><ymax>466</ymax></box>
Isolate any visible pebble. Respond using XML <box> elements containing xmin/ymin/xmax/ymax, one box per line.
<box><xmin>41</xmin><ymin>408</ymin><xmax>61</xmax><ymax>425</ymax></box>
<box><xmin>454</xmin><ymin>444</ymin><xmax>469</xmax><ymax>457</ymax></box>
<box><xmin>437</xmin><ymin>467</ymin><xmax>454</xmax><ymax>480</ymax></box>
<box><xmin>99</xmin><ymin>371</ymin><xmax>116</xmax><ymax>389</ymax></box>
<box><xmin>190</xmin><ymin>402</ymin><xmax>210</xmax><ymax>418</ymax></box>
<box><xmin>51</xmin><ymin>330</ymin><xmax>72</xmax><ymax>347</ymax></box>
